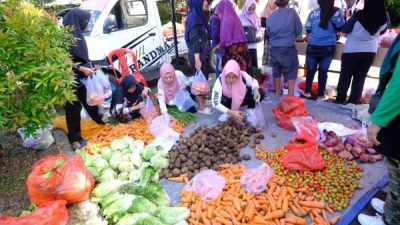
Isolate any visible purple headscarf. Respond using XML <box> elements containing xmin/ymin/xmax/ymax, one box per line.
<box><xmin>239</xmin><ymin>0</ymin><xmax>260</xmax><ymax>29</ymax></box>
<box><xmin>216</xmin><ymin>0</ymin><xmax>247</xmax><ymax>47</ymax></box>
<box><xmin>185</xmin><ymin>0</ymin><xmax>208</xmax><ymax>41</ymax></box>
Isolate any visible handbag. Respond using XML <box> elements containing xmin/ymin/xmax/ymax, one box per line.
<box><xmin>243</xmin><ymin>26</ymin><xmax>258</xmax><ymax>43</ymax></box>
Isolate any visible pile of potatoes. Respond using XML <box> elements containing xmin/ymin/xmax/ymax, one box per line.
<box><xmin>162</xmin><ymin>119</ymin><xmax>264</xmax><ymax>179</ymax></box>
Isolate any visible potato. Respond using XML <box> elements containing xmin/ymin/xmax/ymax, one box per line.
<box><xmin>242</xmin><ymin>154</ymin><xmax>251</xmax><ymax>161</ymax></box>
<box><xmin>172</xmin><ymin>168</ymin><xmax>181</xmax><ymax>177</ymax></box>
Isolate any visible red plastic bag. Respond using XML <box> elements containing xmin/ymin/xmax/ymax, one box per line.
<box><xmin>272</xmin><ymin>97</ymin><xmax>308</xmax><ymax>130</ymax></box>
<box><xmin>292</xmin><ymin>116</ymin><xmax>320</xmax><ymax>142</ymax></box>
<box><xmin>283</xmin><ymin>141</ymin><xmax>325</xmax><ymax>171</ymax></box>
<box><xmin>0</xmin><ymin>200</ymin><xmax>68</xmax><ymax>225</ymax></box>
<box><xmin>298</xmin><ymin>81</ymin><xmax>318</xmax><ymax>95</ymax></box>
<box><xmin>27</xmin><ymin>154</ymin><xmax>95</xmax><ymax>206</ymax></box>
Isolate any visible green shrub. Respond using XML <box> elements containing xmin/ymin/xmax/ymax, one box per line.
<box><xmin>0</xmin><ymin>1</ymin><xmax>76</xmax><ymax>134</ymax></box>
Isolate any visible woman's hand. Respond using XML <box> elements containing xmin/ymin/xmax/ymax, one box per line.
<box><xmin>194</xmin><ymin>53</ymin><xmax>202</xmax><ymax>71</ymax></box>
<box><xmin>181</xmin><ymin>83</ymin><xmax>187</xmax><ymax>90</ymax></box>
<box><xmin>253</xmin><ymin>89</ymin><xmax>261</xmax><ymax>102</ymax></box>
<box><xmin>141</xmin><ymin>87</ymin><xmax>150</xmax><ymax>96</ymax></box>
<box><xmin>130</xmin><ymin>101</ymin><xmax>146</xmax><ymax>112</ymax></box>
<box><xmin>79</xmin><ymin>66</ymin><xmax>95</xmax><ymax>77</ymax></box>
<box><xmin>367</xmin><ymin>123</ymin><xmax>381</xmax><ymax>145</ymax></box>
<box><xmin>212</xmin><ymin>45</ymin><xmax>220</xmax><ymax>53</ymax></box>
<box><xmin>229</xmin><ymin>110</ymin><xmax>245</xmax><ymax>121</ymax></box>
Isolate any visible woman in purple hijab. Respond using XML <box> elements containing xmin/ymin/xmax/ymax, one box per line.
<box><xmin>215</xmin><ymin>0</ymin><xmax>253</xmax><ymax>76</ymax></box>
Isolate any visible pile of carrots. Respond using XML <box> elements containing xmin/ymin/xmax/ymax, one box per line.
<box><xmin>89</xmin><ymin>119</ymin><xmax>155</xmax><ymax>145</ymax></box>
<box><xmin>179</xmin><ymin>164</ymin><xmax>341</xmax><ymax>225</ymax></box>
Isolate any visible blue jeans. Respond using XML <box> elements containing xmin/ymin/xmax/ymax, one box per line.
<box><xmin>305</xmin><ymin>45</ymin><xmax>335</xmax><ymax>97</ymax></box>
<box><xmin>215</xmin><ymin>52</ymin><xmax>222</xmax><ymax>78</ymax></box>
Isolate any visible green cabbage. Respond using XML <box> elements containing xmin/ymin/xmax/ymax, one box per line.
<box><xmin>125</xmin><ymin>182</ymin><xmax>171</xmax><ymax>206</ymax></box>
<box><xmin>109</xmin><ymin>152</ymin><xmax>123</xmax><ymax>170</ymax></box>
<box><xmin>135</xmin><ymin>216</ymin><xmax>164</xmax><ymax>225</ymax></box>
<box><xmin>174</xmin><ymin>221</ymin><xmax>189</xmax><ymax>225</ymax></box>
<box><xmin>118</xmin><ymin>172</ymin><xmax>130</xmax><ymax>181</ymax></box>
<box><xmin>129</xmin><ymin>140</ymin><xmax>145</xmax><ymax>152</ymax></box>
<box><xmin>99</xmin><ymin>168</ymin><xmax>117</xmax><ymax>182</ymax></box>
<box><xmin>83</xmin><ymin>155</ymin><xmax>94</xmax><ymax>167</ymax></box>
<box><xmin>92</xmin><ymin>179</ymin><xmax>125</xmax><ymax>198</ymax></box>
<box><xmin>150</xmin><ymin>153</ymin><xmax>169</xmax><ymax>170</ymax></box>
<box><xmin>111</xmin><ymin>139</ymin><xmax>129</xmax><ymax>151</ymax></box>
<box><xmin>116</xmin><ymin>213</ymin><xmax>151</xmax><ymax>225</ymax></box>
<box><xmin>122</xmin><ymin>136</ymin><xmax>135</xmax><ymax>145</ymax></box>
<box><xmin>101</xmin><ymin>147</ymin><xmax>113</xmax><ymax>161</ymax></box>
<box><xmin>155</xmin><ymin>207</ymin><xmax>190</xmax><ymax>225</ymax></box>
<box><xmin>103</xmin><ymin>194</ymin><xmax>134</xmax><ymax>219</ymax></box>
<box><xmin>129</xmin><ymin>170</ymin><xmax>141</xmax><ymax>182</ymax></box>
<box><xmin>118</xmin><ymin>161</ymin><xmax>135</xmax><ymax>173</ymax></box>
<box><xmin>100</xmin><ymin>192</ymin><xmax>124</xmax><ymax>208</ymax></box>
<box><xmin>94</xmin><ymin>158</ymin><xmax>109</xmax><ymax>172</ymax></box>
<box><xmin>140</xmin><ymin>146</ymin><xmax>157</xmax><ymax>161</ymax></box>
<box><xmin>140</xmin><ymin>165</ymin><xmax>157</xmax><ymax>186</ymax></box>
<box><xmin>127</xmin><ymin>152</ymin><xmax>142</xmax><ymax>168</ymax></box>
<box><xmin>129</xmin><ymin>196</ymin><xmax>157</xmax><ymax>215</ymax></box>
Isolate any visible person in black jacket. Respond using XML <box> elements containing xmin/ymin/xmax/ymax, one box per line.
<box><xmin>63</xmin><ymin>9</ymin><xmax>104</xmax><ymax>150</ymax></box>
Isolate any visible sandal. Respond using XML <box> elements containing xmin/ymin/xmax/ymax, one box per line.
<box><xmin>71</xmin><ymin>139</ymin><xmax>87</xmax><ymax>151</ymax></box>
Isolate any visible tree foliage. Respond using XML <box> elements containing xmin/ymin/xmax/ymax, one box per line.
<box><xmin>0</xmin><ymin>0</ymin><xmax>76</xmax><ymax>134</ymax></box>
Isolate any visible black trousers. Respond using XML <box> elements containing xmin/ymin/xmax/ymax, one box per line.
<box><xmin>249</xmin><ymin>48</ymin><xmax>258</xmax><ymax>69</ymax></box>
<box><xmin>65</xmin><ymin>84</ymin><xmax>104</xmax><ymax>143</ymax></box>
<box><xmin>221</xmin><ymin>87</ymin><xmax>265</xmax><ymax>109</ymax></box>
<box><xmin>336</xmin><ymin>52</ymin><xmax>375</xmax><ymax>104</ymax></box>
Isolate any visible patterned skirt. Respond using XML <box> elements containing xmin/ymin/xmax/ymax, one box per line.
<box><xmin>222</xmin><ymin>42</ymin><xmax>253</xmax><ymax>76</ymax></box>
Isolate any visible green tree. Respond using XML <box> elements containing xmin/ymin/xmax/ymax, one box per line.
<box><xmin>0</xmin><ymin>0</ymin><xmax>76</xmax><ymax>134</ymax></box>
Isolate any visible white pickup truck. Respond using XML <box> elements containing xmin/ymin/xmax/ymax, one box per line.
<box><xmin>72</xmin><ymin>0</ymin><xmax>188</xmax><ymax>80</ymax></box>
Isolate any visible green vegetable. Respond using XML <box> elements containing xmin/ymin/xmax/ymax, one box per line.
<box><xmin>109</xmin><ymin>153</ymin><xmax>123</xmax><ymax>170</ymax></box>
<box><xmin>100</xmin><ymin>168</ymin><xmax>117</xmax><ymax>182</ymax></box>
<box><xmin>129</xmin><ymin>170</ymin><xmax>141</xmax><ymax>182</ymax></box>
<box><xmin>92</xmin><ymin>179</ymin><xmax>125</xmax><ymax>198</ymax></box>
<box><xmin>118</xmin><ymin>161</ymin><xmax>135</xmax><ymax>173</ymax></box>
<box><xmin>129</xmin><ymin>140</ymin><xmax>145</xmax><ymax>152</ymax></box>
<box><xmin>101</xmin><ymin>147</ymin><xmax>113</xmax><ymax>161</ymax></box>
<box><xmin>103</xmin><ymin>194</ymin><xmax>134</xmax><ymax>219</ymax></box>
<box><xmin>124</xmin><ymin>182</ymin><xmax>170</xmax><ymax>206</ymax></box>
<box><xmin>155</xmin><ymin>206</ymin><xmax>190</xmax><ymax>224</ymax></box>
<box><xmin>94</xmin><ymin>158</ymin><xmax>109</xmax><ymax>172</ymax></box>
<box><xmin>122</xmin><ymin>136</ymin><xmax>135</xmax><ymax>145</ymax></box>
<box><xmin>116</xmin><ymin>213</ymin><xmax>151</xmax><ymax>225</ymax></box>
<box><xmin>174</xmin><ymin>221</ymin><xmax>189</xmax><ymax>225</ymax></box>
<box><xmin>140</xmin><ymin>146</ymin><xmax>157</xmax><ymax>161</ymax></box>
<box><xmin>150</xmin><ymin>153</ymin><xmax>169</xmax><ymax>170</ymax></box>
<box><xmin>87</xmin><ymin>166</ymin><xmax>100</xmax><ymax>179</ymax></box>
<box><xmin>130</xmin><ymin>196</ymin><xmax>157</xmax><ymax>215</ymax></box>
<box><xmin>118</xmin><ymin>172</ymin><xmax>130</xmax><ymax>181</ymax></box>
<box><xmin>127</xmin><ymin>152</ymin><xmax>142</xmax><ymax>168</ymax></box>
<box><xmin>84</xmin><ymin>155</ymin><xmax>95</xmax><ymax>167</ymax></box>
<box><xmin>101</xmin><ymin>192</ymin><xmax>124</xmax><ymax>208</ymax></box>
<box><xmin>111</xmin><ymin>139</ymin><xmax>129</xmax><ymax>151</ymax></box>
<box><xmin>140</xmin><ymin>165</ymin><xmax>157</xmax><ymax>186</ymax></box>
<box><xmin>135</xmin><ymin>216</ymin><xmax>164</xmax><ymax>225</ymax></box>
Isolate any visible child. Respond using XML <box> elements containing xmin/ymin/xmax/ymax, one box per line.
<box><xmin>266</xmin><ymin>0</ymin><xmax>302</xmax><ymax>96</ymax></box>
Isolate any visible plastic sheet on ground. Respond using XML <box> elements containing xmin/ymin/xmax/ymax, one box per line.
<box><xmin>53</xmin><ymin>116</ymin><xmax>106</xmax><ymax>140</ymax></box>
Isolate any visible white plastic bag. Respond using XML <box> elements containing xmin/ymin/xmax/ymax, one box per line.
<box><xmin>139</xmin><ymin>97</ymin><xmax>158</xmax><ymax>123</ymax></box>
<box><xmin>245</xmin><ymin>102</ymin><xmax>265</xmax><ymax>129</ymax></box>
<box><xmin>174</xmin><ymin>89</ymin><xmax>197</xmax><ymax>112</ymax></box>
<box><xmin>318</xmin><ymin>122</ymin><xmax>359</xmax><ymax>141</ymax></box>
<box><xmin>96</xmin><ymin>70</ymin><xmax>112</xmax><ymax>98</ymax></box>
<box><xmin>83</xmin><ymin>73</ymin><xmax>106</xmax><ymax>106</ymax></box>
<box><xmin>191</xmin><ymin>71</ymin><xmax>210</xmax><ymax>96</ymax></box>
<box><xmin>240</xmin><ymin>164</ymin><xmax>273</xmax><ymax>194</ymax></box>
<box><xmin>185</xmin><ymin>170</ymin><xmax>226</xmax><ymax>201</ymax></box>
<box><xmin>18</xmin><ymin>127</ymin><xmax>55</xmax><ymax>150</ymax></box>
<box><xmin>149</xmin><ymin>113</ymin><xmax>173</xmax><ymax>136</ymax></box>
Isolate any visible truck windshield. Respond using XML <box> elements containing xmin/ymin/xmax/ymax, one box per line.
<box><xmin>83</xmin><ymin>10</ymin><xmax>101</xmax><ymax>36</ymax></box>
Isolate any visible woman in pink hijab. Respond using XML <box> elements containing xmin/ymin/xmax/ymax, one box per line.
<box><xmin>157</xmin><ymin>63</ymin><xmax>212</xmax><ymax>114</ymax></box>
<box><xmin>239</xmin><ymin>0</ymin><xmax>262</xmax><ymax>68</ymax></box>
<box><xmin>212</xmin><ymin>60</ymin><xmax>265</xmax><ymax>121</ymax></box>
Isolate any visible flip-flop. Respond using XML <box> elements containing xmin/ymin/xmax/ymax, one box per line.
<box><xmin>72</xmin><ymin>139</ymin><xmax>87</xmax><ymax>151</ymax></box>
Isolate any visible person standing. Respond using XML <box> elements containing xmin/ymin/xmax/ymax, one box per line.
<box><xmin>63</xmin><ymin>9</ymin><xmax>104</xmax><ymax>150</ymax></box>
<box><xmin>209</xmin><ymin>0</ymin><xmax>222</xmax><ymax>78</ymax></box>
<box><xmin>335</xmin><ymin>0</ymin><xmax>388</xmax><ymax>104</ymax></box>
<box><xmin>260</xmin><ymin>0</ymin><xmax>277</xmax><ymax>66</ymax></box>
<box><xmin>303</xmin><ymin>0</ymin><xmax>345</xmax><ymax>101</ymax></box>
<box><xmin>185</xmin><ymin>0</ymin><xmax>211</xmax><ymax>79</ymax></box>
<box><xmin>361</xmin><ymin>34</ymin><xmax>400</xmax><ymax>225</ymax></box>
<box><xmin>215</xmin><ymin>0</ymin><xmax>253</xmax><ymax>76</ymax></box>
<box><xmin>239</xmin><ymin>0</ymin><xmax>262</xmax><ymax>68</ymax></box>
<box><xmin>267</xmin><ymin>0</ymin><xmax>302</xmax><ymax>96</ymax></box>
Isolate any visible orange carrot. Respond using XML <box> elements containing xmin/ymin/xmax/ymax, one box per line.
<box><xmin>299</xmin><ymin>201</ymin><xmax>326</xmax><ymax>209</ymax></box>
<box><xmin>329</xmin><ymin>214</ymin><xmax>341</xmax><ymax>225</ymax></box>
<box><xmin>264</xmin><ymin>210</ymin><xmax>285</xmax><ymax>220</ymax></box>
<box><xmin>282</xmin><ymin>196</ymin><xmax>289</xmax><ymax>213</ymax></box>
<box><xmin>216</xmin><ymin>216</ymin><xmax>233</xmax><ymax>225</ymax></box>
<box><xmin>201</xmin><ymin>212</ymin><xmax>211</xmax><ymax>225</ymax></box>
<box><xmin>207</xmin><ymin>205</ymin><xmax>214</xmax><ymax>218</ymax></box>
<box><xmin>168</xmin><ymin>176</ymin><xmax>184</xmax><ymax>182</ymax></box>
<box><xmin>232</xmin><ymin>197</ymin><xmax>241</xmax><ymax>211</ymax></box>
<box><xmin>285</xmin><ymin>214</ymin><xmax>307</xmax><ymax>225</ymax></box>
<box><xmin>322</xmin><ymin>209</ymin><xmax>328</xmax><ymax>222</ymax></box>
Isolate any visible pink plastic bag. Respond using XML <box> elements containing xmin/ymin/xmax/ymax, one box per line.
<box><xmin>191</xmin><ymin>71</ymin><xmax>210</xmax><ymax>96</ymax></box>
<box><xmin>240</xmin><ymin>164</ymin><xmax>273</xmax><ymax>194</ymax></box>
<box><xmin>379</xmin><ymin>29</ymin><xmax>397</xmax><ymax>48</ymax></box>
<box><xmin>149</xmin><ymin>113</ymin><xmax>176</xmax><ymax>136</ymax></box>
<box><xmin>292</xmin><ymin>116</ymin><xmax>320</xmax><ymax>142</ymax></box>
<box><xmin>184</xmin><ymin>170</ymin><xmax>226</xmax><ymax>201</ymax></box>
<box><xmin>139</xmin><ymin>97</ymin><xmax>158</xmax><ymax>123</ymax></box>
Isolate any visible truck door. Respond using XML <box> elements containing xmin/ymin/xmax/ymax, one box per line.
<box><xmin>99</xmin><ymin>0</ymin><xmax>165</xmax><ymax>77</ymax></box>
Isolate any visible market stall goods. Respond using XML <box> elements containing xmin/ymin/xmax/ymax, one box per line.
<box><xmin>256</xmin><ymin>147</ymin><xmax>364</xmax><ymax>211</ymax></box>
<box><xmin>168</xmin><ymin>107</ymin><xmax>197</xmax><ymax>126</ymax></box>
<box><xmin>163</xmin><ymin>119</ymin><xmax>261</xmax><ymax>179</ymax></box>
<box><xmin>179</xmin><ymin>164</ymin><xmax>337</xmax><ymax>225</ymax></box>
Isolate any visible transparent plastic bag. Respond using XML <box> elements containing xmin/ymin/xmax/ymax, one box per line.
<box><xmin>246</xmin><ymin>102</ymin><xmax>265</xmax><ymax>129</ymax></box>
<box><xmin>18</xmin><ymin>127</ymin><xmax>55</xmax><ymax>150</ymax></box>
<box><xmin>191</xmin><ymin>71</ymin><xmax>210</xmax><ymax>96</ymax></box>
<box><xmin>140</xmin><ymin>97</ymin><xmax>158</xmax><ymax>123</ymax></box>
<box><xmin>83</xmin><ymin>74</ymin><xmax>106</xmax><ymax>106</ymax></box>
<box><xmin>292</xmin><ymin>116</ymin><xmax>320</xmax><ymax>142</ymax></box>
<box><xmin>149</xmin><ymin>113</ymin><xmax>175</xmax><ymax>136</ymax></box>
<box><xmin>96</xmin><ymin>70</ymin><xmax>112</xmax><ymax>98</ymax></box>
<box><xmin>240</xmin><ymin>164</ymin><xmax>273</xmax><ymax>194</ymax></box>
<box><xmin>185</xmin><ymin>170</ymin><xmax>226</xmax><ymax>201</ymax></box>
<box><xmin>174</xmin><ymin>89</ymin><xmax>197</xmax><ymax>112</ymax></box>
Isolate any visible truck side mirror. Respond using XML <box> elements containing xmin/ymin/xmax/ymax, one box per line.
<box><xmin>103</xmin><ymin>15</ymin><xmax>118</xmax><ymax>34</ymax></box>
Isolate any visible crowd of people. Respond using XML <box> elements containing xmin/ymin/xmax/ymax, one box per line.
<box><xmin>62</xmin><ymin>0</ymin><xmax>399</xmax><ymax>224</ymax></box>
